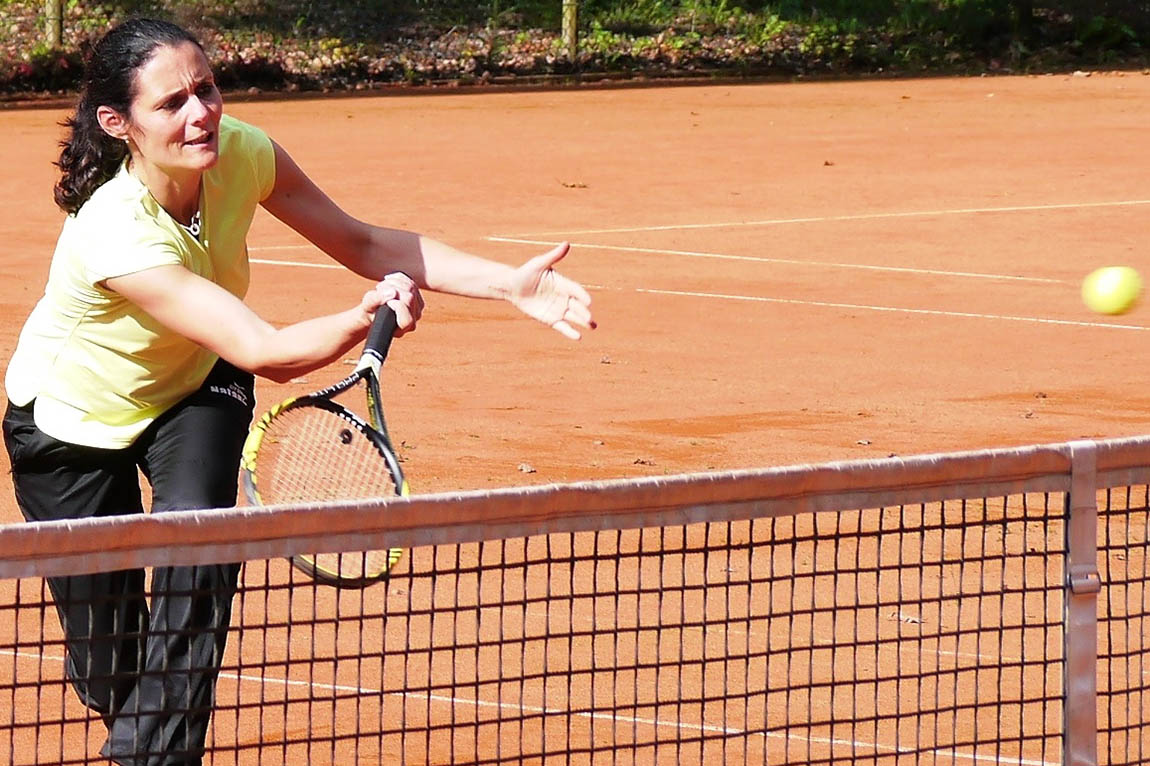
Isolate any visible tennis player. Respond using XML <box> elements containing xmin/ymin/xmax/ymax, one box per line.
<box><xmin>1</xmin><ymin>17</ymin><xmax>594</xmax><ymax>766</ymax></box>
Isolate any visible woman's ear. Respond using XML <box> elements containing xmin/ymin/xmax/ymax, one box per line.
<box><xmin>96</xmin><ymin>105</ymin><xmax>129</xmax><ymax>142</ymax></box>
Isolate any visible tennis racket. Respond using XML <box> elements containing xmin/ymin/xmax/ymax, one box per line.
<box><xmin>240</xmin><ymin>306</ymin><xmax>408</xmax><ymax>588</ymax></box>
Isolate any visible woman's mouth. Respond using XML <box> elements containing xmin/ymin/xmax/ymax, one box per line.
<box><xmin>185</xmin><ymin>132</ymin><xmax>214</xmax><ymax>146</ymax></box>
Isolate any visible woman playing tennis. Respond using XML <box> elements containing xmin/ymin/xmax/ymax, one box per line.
<box><xmin>1</xmin><ymin>17</ymin><xmax>594</xmax><ymax>766</ymax></box>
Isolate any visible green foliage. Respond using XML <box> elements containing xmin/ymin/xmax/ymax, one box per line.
<box><xmin>1078</xmin><ymin>15</ymin><xmax>1140</xmax><ymax>50</ymax></box>
<box><xmin>593</xmin><ymin>0</ymin><xmax>673</xmax><ymax>35</ymax></box>
<box><xmin>4</xmin><ymin>0</ymin><xmax>1150</xmax><ymax>97</ymax></box>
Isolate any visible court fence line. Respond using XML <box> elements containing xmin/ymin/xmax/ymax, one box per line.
<box><xmin>2</xmin><ymin>434</ymin><xmax>1149</xmax><ymax>764</ymax></box>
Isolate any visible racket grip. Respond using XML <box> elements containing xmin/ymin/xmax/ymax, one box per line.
<box><xmin>364</xmin><ymin>305</ymin><xmax>399</xmax><ymax>362</ymax></box>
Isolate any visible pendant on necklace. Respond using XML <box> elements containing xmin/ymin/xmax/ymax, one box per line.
<box><xmin>185</xmin><ymin>209</ymin><xmax>202</xmax><ymax>238</ymax></box>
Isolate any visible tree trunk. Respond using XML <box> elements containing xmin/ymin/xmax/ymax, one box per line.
<box><xmin>562</xmin><ymin>0</ymin><xmax>578</xmax><ymax>62</ymax></box>
<box><xmin>44</xmin><ymin>0</ymin><xmax>63</xmax><ymax>48</ymax></box>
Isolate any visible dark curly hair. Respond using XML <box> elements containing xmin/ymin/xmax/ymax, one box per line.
<box><xmin>54</xmin><ymin>19</ymin><xmax>204</xmax><ymax>214</ymax></box>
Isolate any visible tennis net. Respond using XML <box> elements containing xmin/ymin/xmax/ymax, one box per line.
<box><xmin>1</xmin><ymin>437</ymin><xmax>1148</xmax><ymax>765</ymax></box>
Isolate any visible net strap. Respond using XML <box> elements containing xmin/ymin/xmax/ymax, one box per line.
<box><xmin>1064</xmin><ymin>439</ymin><xmax>1100</xmax><ymax>766</ymax></box>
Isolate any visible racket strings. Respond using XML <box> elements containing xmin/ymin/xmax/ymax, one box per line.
<box><xmin>254</xmin><ymin>405</ymin><xmax>401</xmax><ymax>582</ymax></box>
<box><xmin>259</xmin><ymin>407</ymin><xmax>398</xmax><ymax>501</ymax></box>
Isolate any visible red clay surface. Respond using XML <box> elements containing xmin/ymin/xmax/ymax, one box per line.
<box><xmin>6</xmin><ymin>74</ymin><xmax>1150</xmax><ymax>519</ymax></box>
<box><xmin>3</xmin><ymin>72</ymin><xmax>1150</xmax><ymax>763</ymax></box>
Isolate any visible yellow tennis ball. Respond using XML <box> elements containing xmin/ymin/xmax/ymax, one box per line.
<box><xmin>1082</xmin><ymin>266</ymin><xmax>1142</xmax><ymax>315</ymax></box>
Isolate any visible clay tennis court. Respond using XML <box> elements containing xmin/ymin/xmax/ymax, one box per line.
<box><xmin>2</xmin><ymin>72</ymin><xmax>1150</xmax><ymax>508</ymax></box>
<box><xmin>1</xmin><ymin>73</ymin><xmax>1149</xmax><ymax>764</ymax></box>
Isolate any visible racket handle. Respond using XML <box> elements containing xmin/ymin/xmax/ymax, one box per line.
<box><xmin>363</xmin><ymin>305</ymin><xmax>399</xmax><ymax>363</ymax></box>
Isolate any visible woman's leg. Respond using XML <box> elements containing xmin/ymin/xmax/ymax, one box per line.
<box><xmin>102</xmin><ymin>361</ymin><xmax>255</xmax><ymax>766</ymax></box>
<box><xmin>1</xmin><ymin>400</ymin><xmax>147</xmax><ymax>723</ymax></box>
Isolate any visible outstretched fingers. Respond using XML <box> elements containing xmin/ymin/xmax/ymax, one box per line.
<box><xmin>553</xmin><ymin>277</ymin><xmax>595</xmax><ymax>337</ymax></box>
<box><xmin>511</xmin><ymin>242</ymin><xmax>597</xmax><ymax>339</ymax></box>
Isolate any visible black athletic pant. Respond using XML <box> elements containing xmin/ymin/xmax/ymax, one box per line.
<box><xmin>2</xmin><ymin>359</ymin><xmax>255</xmax><ymax>766</ymax></box>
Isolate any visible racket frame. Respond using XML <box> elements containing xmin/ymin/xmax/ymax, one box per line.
<box><xmin>240</xmin><ymin>308</ymin><xmax>408</xmax><ymax>587</ymax></box>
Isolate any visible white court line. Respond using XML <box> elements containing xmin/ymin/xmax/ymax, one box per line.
<box><xmin>0</xmin><ymin>648</ymin><xmax>1057</xmax><ymax>766</ymax></box>
<box><xmin>248</xmin><ymin>257</ymin><xmax>1147</xmax><ymax>330</ymax></box>
<box><xmin>249</xmin><ymin>256</ymin><xmax>340</xmax><ymax>268</ymax></box>
<box><xmin>495</xmin><ymin>199</ymin><xmax>1150</xmax><ymax>238</ymax></box>
<box><xmin>485</xmin><ymin>237</ymin><xmax>1064</xmax><ymax>284</ymax></box>
<box><xmin>633</xmin><ymin>286</ymin><xmax>1150</xmax><ymax>331</ymax></box>
<box><xmin>255</xmin><ymin>240</ymin><xmax>1062</xmax><ymax>285</ymax></box>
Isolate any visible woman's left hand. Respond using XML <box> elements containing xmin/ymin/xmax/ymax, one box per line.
<box><xmin>376</xmin><ymin>271</ymin><xmax>424</xmax><ymax>337</ymax></box>
<box><xmin>508</xmin><ymin>242</ymin><xmax>596</xmax><ymax>340</ymax></box>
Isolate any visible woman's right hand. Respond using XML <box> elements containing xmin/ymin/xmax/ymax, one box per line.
<box><xmin>361</xmin><ymin>271</ymin><xmax>423</xmax><ymax>337</ymax></box>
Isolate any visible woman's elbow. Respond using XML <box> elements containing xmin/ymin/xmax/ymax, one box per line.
<box><xmin>255</xmin><ymin>366</ymin><xmax>298</xmax><ymax>385</ymax></box>
<box><xmin>215</xmin><ymin>348</ymin><xmax>295</xmax><ymax>384</ymax></box>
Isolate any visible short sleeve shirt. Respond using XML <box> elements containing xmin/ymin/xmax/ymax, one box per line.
<box><xmin>4</xmin><ymin>114</ymin><xmax>276</xmax><ymax>448</ymax></box>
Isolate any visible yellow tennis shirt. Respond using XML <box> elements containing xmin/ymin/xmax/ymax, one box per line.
<box><xmin>5</xmin><ymin>115</ymin><xmax>276</xmax><ymax>448</ymax></box>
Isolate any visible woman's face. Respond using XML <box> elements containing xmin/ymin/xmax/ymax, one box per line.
<box><xmin>123</xmin><ymin>41</ymin><xmax>223</xmax><ymax>179</ymax></box>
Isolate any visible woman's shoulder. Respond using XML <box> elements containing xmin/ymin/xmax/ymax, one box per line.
<box><xmin>213</xmin><ymin>114</ymin><xmax>276</xmax><ymax>199</ymax></box>
<box><xmin>218</xmin><ymin>113</ymin><xmax>272</xmax><ymax>156</ymax></box>
<box><xmin>75</xmin><ymin>171</ymin><xmax>148</xmax><ymax>224</ymax></box>
<box><xmin>69</xmin><ymin>170</ymin><xmax>172</xmax><ymax>246</ymax></box>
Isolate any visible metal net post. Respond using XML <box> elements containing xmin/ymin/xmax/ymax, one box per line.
<box><xmin>1065</xmin><ymin>440</ymin><xmax>1101</xmax><ymax>766</ymax></box>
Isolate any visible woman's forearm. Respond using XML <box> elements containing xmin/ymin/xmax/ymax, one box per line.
<box><xmin>243</xmin><ymin>307</ymin><xmax>372</xmax><ymax>383</ymax></box>
<box><xmin>341</xmin><ymin>224</ymin><xmax>518</xmax><ymax>300</ymax></box>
